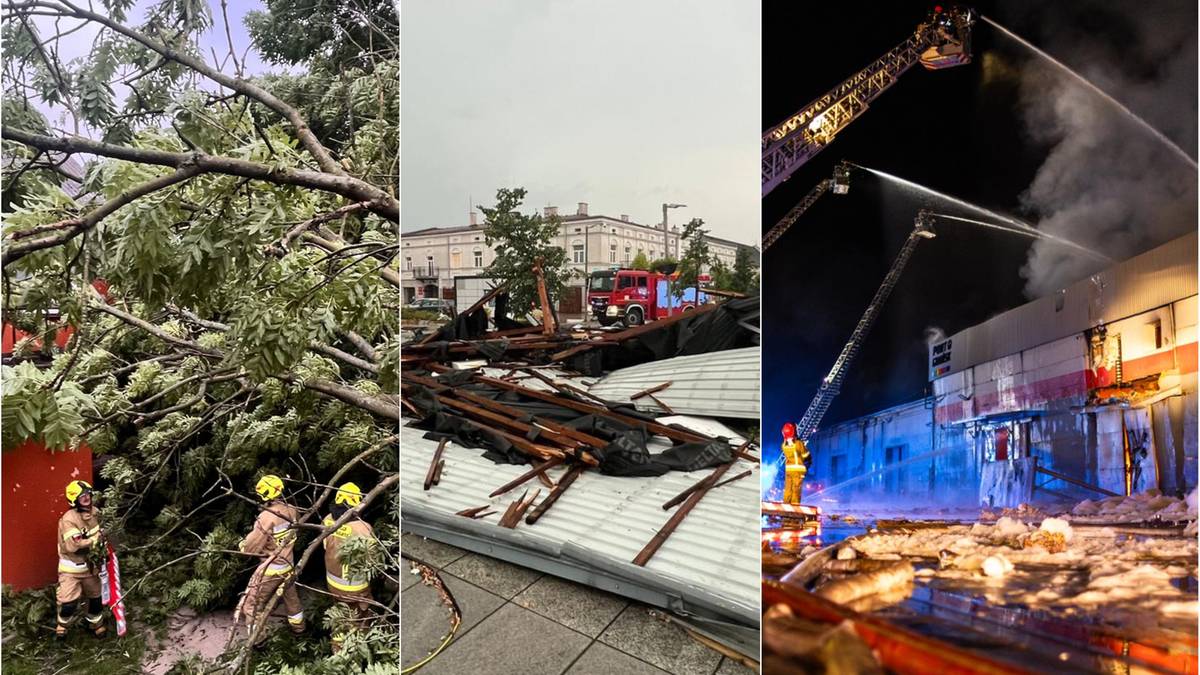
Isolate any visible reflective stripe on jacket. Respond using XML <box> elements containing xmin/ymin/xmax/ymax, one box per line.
<box><xmin>57</xmin><ymin>507</ymin><xmax>102</xmax><ymax>575</ymax></box>
<box><xmin>322</xmin><ymin>515</ymin><xmax>374</xmax><ymax>592</ymax></box>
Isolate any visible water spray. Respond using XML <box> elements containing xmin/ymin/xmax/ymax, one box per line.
<box><xmin>982</xmin><ymin>15</ymin><xmax>1197</xmax><ymax>172</ymax></box>
<box><xmin>929</xmin><ymin>213</ymin><xmax>1113</xmax><ymax>262</ymax></box>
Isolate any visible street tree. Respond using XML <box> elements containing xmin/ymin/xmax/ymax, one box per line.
<box><xmin>677</xmin><ymin>218</ymin><xmax>711</xmax><ymax>296</ymax></box>
<box><xmin>1</xmin><ymin>0</ymin><xmax>399</xmax><ymax>671</ymax></box>
<box><xmin>630</xmin><ymin>250</ymin><xmax>651</xmax><ymax>271</ymax></box>
<box><xmin>732</xmin><ymin>246</ymin><xmax>759</xmax><ymax>294</ymax></box>
<box><xmin>480</xmin><ymin>188</ymin><xmax>572</xmax><ymax>315</ymax></box>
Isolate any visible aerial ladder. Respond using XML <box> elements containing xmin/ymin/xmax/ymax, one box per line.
<box><xmin>765</xmin><ymin>212</ymin><xmax>937</xmax><ymax>518</ymax></box>
<box><xmin>762</xmin><ymin>5</ymin><xmax>975</xmax><ymax>197</ymax></box>
<box><xmin>762</xmin><ymin>161</ymin><xmax>851</xmax><ymax>252</ymax></box>
<box><xmin>794</xmin><ymin>211</ymin><xmax>937</xmax><ymax>442</ymax></box>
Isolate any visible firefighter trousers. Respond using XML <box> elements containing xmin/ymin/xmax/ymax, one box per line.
<box><xmin>784</xmin><ymin>466</ymin><xmax>806</xmax><ymax>504</ymax></box>
<box><xmin>329</xmin><ymin>586</ymin><xmax>374</xmax><ymax>653</ymax></box>
<box><xmin>239</xmin><ymin>561</ymin><xmax>305</xmax><ymax>640</ymax></box>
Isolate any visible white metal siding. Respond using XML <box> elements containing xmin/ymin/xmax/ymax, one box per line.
<box><xmin>588</xmin><ymin>348</ymin><xmax>760</xmax><ymax>419</ymax></box>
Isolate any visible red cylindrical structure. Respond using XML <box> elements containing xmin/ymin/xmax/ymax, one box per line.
<box><xmin>2</xmin><ymin>440</ymin><xmax>93</xmax><ymax>591</ymax></box>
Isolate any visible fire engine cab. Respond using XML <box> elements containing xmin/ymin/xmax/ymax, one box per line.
<box><xmin>587</xmin><ymin>268</ymin><xmax>708</xmax><ymax>327</ymax></box>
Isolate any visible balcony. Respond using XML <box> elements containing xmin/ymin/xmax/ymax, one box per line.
<box><xmin>411</xmin><ymin>263</ymin><xmax>439</xmax><ymax>280</ymax></box>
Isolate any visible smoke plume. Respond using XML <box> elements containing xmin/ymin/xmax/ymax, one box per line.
<box><xmin>1000</xmin><ymin>2</ymin><xmax>1197</xmax><ymax>298</ymax></box>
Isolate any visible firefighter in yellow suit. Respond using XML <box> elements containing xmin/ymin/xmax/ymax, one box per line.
<box><xmin>236</xmin><ymin>475</ymin><xmax>305</xmax><ymax>644</ymax></box>
<box><xmin>781</xmin><ymin>423</ymin><xmax>811</xmax><ymax>504</ymax></box>
<box><xmin>56</xmin><ymin>480</ymin><xmax>106</xmax><ymax>638</ymax></box>
<box><xmin>323</xmin><ymin>482</ymin><xmax>377</xmax><ymax>652</ymax></box>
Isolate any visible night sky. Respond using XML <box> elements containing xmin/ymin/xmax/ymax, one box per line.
<box><xmin>762</xmin><ymin>0</ymin><xmax>1197</xmax><ymax>465</ymax></box>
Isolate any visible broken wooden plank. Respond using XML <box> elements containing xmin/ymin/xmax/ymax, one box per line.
<box><xmin>630</xmin><ymin>381</ymin><xmax>672</xmax><ymax>400</ymax></box>
<box><xmin>533</xmin><ymin>257</ymin><xmax>557</xmax><ymax>336</ymax></box>
<box><xmin>661</xmin><ymin>467</ymin><xmax>753</xmax><ymax>510</ymax></box>
<box><xmin>646</xmin><ymin>393</ymin><xmax>674</xmax><ymax>414</ymax></box>
<box><xmin>633</xmin><ymin>462</ymin><xmax>732</xmax><ymax>566</ymax></box>
<box><xmin>550</xmin><ymin>302</ymin><xmax>719</xmax><ymax>361</ymax></box>
<box><xmin>455</xmin><ymin>505</ymin><xmax>490</xmax><ymax>518</ymax></box>
<box><xmin>489</xmin><ymin>457</ymin><xmax>565</xmax><ymax>498</ymax></box>
<box><xmin>472</xmin><ymin>374</ymin><xmax>714</xmax><ymax>444</ymax></box>
<box><xmin>431</xmin><ymin>459</ymin><xmax>445</xmax><ymax>486</ymax></box>
<box><xmin>423</xmin><ymin>439</ymin><xmax>447</xmax><ymax>491</ymax></box>
<box><xmin>499</xmin><ymin>489</ymin><xmax>540</xmax><ymax>529</ymax></box>
<box><xmin>525</xmin><ymin>464</ymin><xmax>586</xmax><ymax>525</ymax></box>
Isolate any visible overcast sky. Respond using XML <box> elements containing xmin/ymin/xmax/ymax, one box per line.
<box><xmin>400</xmin><ymin>0</ymin><xmax>760</xmax><ymax>244</ymax></box>
<box><xmin>26</xmin><ymin>0</ymin><xmax>273</xmax><ymax>136</ymax></box>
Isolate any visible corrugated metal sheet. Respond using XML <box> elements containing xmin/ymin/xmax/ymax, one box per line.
<box><xmin>587</xmin><ymin>347</ymin><xmax>760</xmax><ymax>419</ymax></box>
<box><xmin>934</xmin><ymin>232</ymin><xmax>1197</xmax><ymax>379</ymax></box>
<box><xmin>400</xmin><ymin>417</ymin><xmax>761</xmax><ymax>626</ymax></box>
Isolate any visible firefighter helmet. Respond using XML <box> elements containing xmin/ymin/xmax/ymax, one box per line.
<box><xmin>782</xmin><ymin>422</ymin><xmax>797</xmax><ymax>440</ymax></box>
<box><xmin>255</xmin><ymin>475</ymin><xmax>284</xmax><ymax>502</ymax></box>
<box><xmin>66</xmin><ymin>480</ymin><xmax>93</xmax><ymax>506</ymax></box>
<box><xmin>335</xmin><ymin>482</ymin><xmax>363</xmax><ymax>507</ymax></box>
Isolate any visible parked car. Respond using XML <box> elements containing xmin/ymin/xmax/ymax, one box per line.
<box><xmin>407</xmin><ymin>298</ymin><xmax>455</xmax><ymax>316</ymax></box>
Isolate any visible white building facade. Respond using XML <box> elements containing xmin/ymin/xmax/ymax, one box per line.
<box><xmin>401</xmin><ymin>202</ymin><xmax>752</xmax><ymax>308</ymax></box>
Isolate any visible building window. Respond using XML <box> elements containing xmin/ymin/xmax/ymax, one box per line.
<box><xmin>572</xmin><ymin>244</ymin><xmax>585</xmax><ymax>263</ymax></box>
<box><xmin>405</xmin><ymin>257</ymin><xmax>412</xmax><ymax>270</ymax></box>
<box><xmin>649</xmin><ymin>249</ymin><xmax>655</xmax><ymax>259</ymax></box>
<box><xmin>473</xmin><ymin>249</ymin><xmax>483</xmax><ymax>267</ymax></box>
<box><xmin>574</xmin><ymin>227</ymin><xmax>582</xmax><ymax>233</ymax></box>
<box><xmin>610</xmin><ymin>243</ymin><xmax>617</xmax><ymax>263</ymax></box>
<box><xmin>624</xmin><ymin>245</ymin><xmax>631</xmax><ymax>263</ymax></box>
<box><xmin>450</xmin><ymin>249</ymin><xmax>462</xmax><ymax>268</ymax></box>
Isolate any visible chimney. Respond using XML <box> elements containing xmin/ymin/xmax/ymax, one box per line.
<box><xmin>469</xmin><ymin>210</ymin><xmax>478</xmax><ymax>226</ymax></box>
<box><xmin>543</xmin><ymin>206</ymin><xmax>558</xmax><ymax>217</ymax></box>
<box><xmin>620</xmin><ymin>214</ymin><xmax>630</xmax><ymax>222</ymax></box>
<box><xmin>576</xmin><ymin>202</ymin><xmax>588</xmax><ymax>216</ymax></box>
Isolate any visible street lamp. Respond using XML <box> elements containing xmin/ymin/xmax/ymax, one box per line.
<box><xmin>662</xmin><ymin>203</ymin><xmax>686</xmax><ymax>259</ymax></box>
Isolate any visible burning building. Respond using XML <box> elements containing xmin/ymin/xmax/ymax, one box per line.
<box><xmin>808</xmin><ymin>232</ymin><xmax>1197</xmax><ymax>510</ymax></box>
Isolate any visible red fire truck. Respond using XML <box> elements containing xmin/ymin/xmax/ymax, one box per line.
<box><xmin>587</xmin><ymin>268</ymin><xmax>708</xmax><ymax>326</ymax></box>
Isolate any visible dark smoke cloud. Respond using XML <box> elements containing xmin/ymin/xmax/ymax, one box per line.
<box><xmin>998</xmin><ymin>1</ymin><xmax>1197</xmax><ymax>298</ymax></box>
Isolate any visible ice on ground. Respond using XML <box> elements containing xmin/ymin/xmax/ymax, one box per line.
<box><xmin>994</xmin><ymin>516</ymin><xmax>1030</xmax><ymax>538</ymax></box>
<box><xmin>982</xmin><ymin>555</ymin><xmax>1014</xmax><ymax>578</ymax></box>
<box><xmin>1038</xmin><ymin>517</ymin><xmax>1073</xmax><ymax>542</ymax></box>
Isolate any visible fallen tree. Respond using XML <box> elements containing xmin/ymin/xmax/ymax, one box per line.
<box><xmin>1</xmin><ymin>0</ymin><xmax>399</xmax><ymax>672</ymax></box>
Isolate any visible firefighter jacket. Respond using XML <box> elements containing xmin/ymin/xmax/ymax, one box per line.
<box><xmin>58</xmin><ymin>507</ymin><xmax>103</xmax><ymax>575</ymax></box>
<box><xmin>322</xmin><ymin>515</ymin><xmax>375</xmax><ymax>593</ymax></box>
<box><xmin>239</xmin><ymin>501</ymin><xmax>298</xmax><ymax>577</ymax></box>
<box><xmin>783</xmin><ymin>439</ymin><xmax>811</xmax><ymax>471</ymax></box>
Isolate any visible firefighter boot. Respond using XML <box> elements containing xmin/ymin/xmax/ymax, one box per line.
<box><xmin>55</xmin><ymin>601</ymin><xmax>77</xmax><ymax>639</ymax></box>
<box><xmin>86</xmin><ymin>597</ymin><xmax>106</xmax><ymax>637</ymax></box>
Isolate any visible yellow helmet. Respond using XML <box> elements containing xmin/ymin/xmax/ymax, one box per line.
<box><xmin>335</xmin><ymin>482</ymin><xmax>363</xmax><ymax>507</ymax></box>
<box><xmin>255</xmin><ymin>475</ymin><xmax>284</xmax><ymax>502</ymax></box>
<box><xmin>65</xmin><ymin>480</ymin><xmax>93</xmax><ymax>506</ymax></box>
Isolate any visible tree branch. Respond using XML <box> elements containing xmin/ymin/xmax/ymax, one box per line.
<box><xmin>3</xmin><ymin>164</ymin><xmax>202</xmax><ymax>266</ymax></box>
<box><xmin>1</xmin><ymin>128</ymin><xmax>399</xmax><ymax>224</ymax></box>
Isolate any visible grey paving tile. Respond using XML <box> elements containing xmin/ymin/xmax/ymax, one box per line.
<box><xmin>599</xmin><ymin>606</ymin><xmax>722</xmax><ymax>675</ymax></box>
<box><xmin>567</xmin><ymin>642</ymin><xmax>671</xmax><ymax>675</ymax></box>
<box><xmin>513</xmin><ymin>575</ymin><xmax>628</xmax><ymax>637</ymax></box>
<box><xmin>716</xmin><ymin>656</ymin><xmax>759</xmax><ymax>674</ymax></box>
<box><xmin>401</xmin><ymin>532</ymin><xmax>468</xmax><ymax>568</ymax></box>
<box><xmin>402</xmin><ymin>561</ymin><xmax>421</xmax><ymax>590</ymax></box>
<box><xmin>420</xmin><ymin>602</ymin><xmax>590</xmax><ymax>675</ymax></box>
<box><xmin>444</xmin><ymin>552</ymin><xmax>542</xmax><ymax>599</ymax></box>
<box><xmin>401</xmin><ymin>570</ymin><xmax>505</xmax><ymax>670</ymax></box>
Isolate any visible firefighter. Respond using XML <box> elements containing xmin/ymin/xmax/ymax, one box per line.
<box><xmin>781</xmin><ymin>423</ymin><xmax>811</xmax><ymax>505</ymax></box>
<box><xmin>56</xmin><ymin>479</ymin><xmax>106</xmax><ymax>639</ymax></box>
<box><xmin>323</xmin><ymin>482</ymin><xmax>377</xmax><ymax>652</ymax></box>
<box><xmin>236</xmin><ymin>474</ymin><xmax>305</xmax><ymax>643</ymax></box>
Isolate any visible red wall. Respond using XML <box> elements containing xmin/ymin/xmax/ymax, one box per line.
<box><xmin>2</xmin><ymin>441</ymin><xmax>93</xmax><ymax>591</ymax></box>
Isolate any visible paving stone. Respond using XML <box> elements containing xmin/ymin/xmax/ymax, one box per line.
<box><xmin>513</xmin><ymin>575</ymin><xmax>627</xmax><ymax>637</ymax></box>
<box><xmin>419</xmin><ymin>602</ymin><xmax>590</xmax><ymax>675</ymax></box>
<box><xmin>401</xmin><ymin>532</ymin><xmax>468</xmax><ymax>568</ymax></box>
<box><xmin>599</xmin><ymin>606</ymin><xmax>722</xmax><ymax>675</ymax></box>
<box><xmin>566</xmin><ymin>642</ymin><xmax>671</xmax><ymax>675</ymax></box>
<box><xmin>444</xmin><ymin>552</ymin><xmax>542</xmax><ymax>599</ymax></box>
<box><xmin>402</xmin><ymin>561</ymin><xmax>421</xmax><ymax>590</ymax></box>
<box><xmin>400</xmin><ymin>572</ymin><xmax>504</xmax><ymax>670</ymax></box>
<box><xmin>716</xmin><ymin>656</ymin><xmax>759</xmax><ymax>674</ymax></box>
